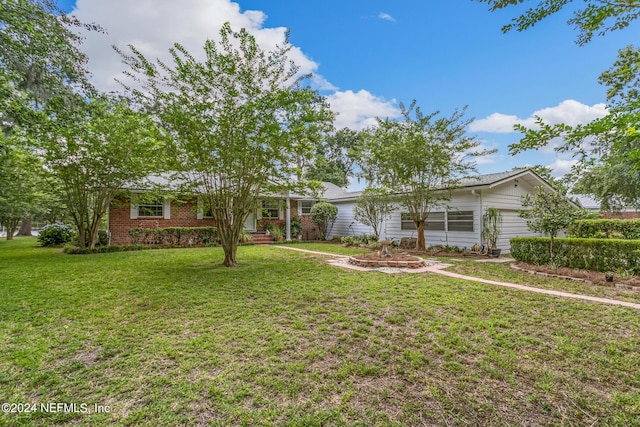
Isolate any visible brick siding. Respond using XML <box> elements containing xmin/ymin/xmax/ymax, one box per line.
<box><xmin>109</xmin><ymin>197</ymin><xmax>321</xmax><ymax>244</ymax></box>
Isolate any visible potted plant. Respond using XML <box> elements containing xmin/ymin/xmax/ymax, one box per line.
<box><xmin>482</xmin><ymin>207</ymin><xmax>503</xmax><ymax>257</ymax></box>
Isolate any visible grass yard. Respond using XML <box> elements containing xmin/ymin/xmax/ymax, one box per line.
<box><xmin>1</xmin><ymin>238</ymin><xmax>639</xmax><ymax>426</ymax></box>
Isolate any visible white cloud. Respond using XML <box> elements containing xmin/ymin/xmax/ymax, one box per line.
<box><xmin>470</xmin><ymin>100</ymin><xmax>608</xmax><ymax>133</ymax></box>
<box><xmin>327</xmin><ymin>90</ymin><xmax>400</xmax><ymax>131</ymax></box>
<box><xmin>71</xmin><ymin>0</ymin><xmax>333</xmax><ymax>92</ymax></box>
<box><xmin>546</xmin><ymin>158</ymin><xmax>578</xmax><ymax>177</ymax></box>
<box><xmin>378</xmin><ymin>12</ymin><xmax>396</xmax><ymax>23</ymax></box>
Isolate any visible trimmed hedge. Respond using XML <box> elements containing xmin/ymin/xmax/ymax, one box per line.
<box><xmin>567</xmin><ymin>219</ymin><xmax>640</xmax><ymax>240</ymax></box>
<box><xmin>64</xmin><ymin>244</ymin><xmax>152</xmax><ymax>255</ymax></box>
<box><xmin>511</xmin><ymin>237</ymin><xmax>640</xmax><ymax>273</ymax></box>
<box><xmin>128</xmin><ymin>227</ymin><xmax>218</xmax><ymax>246</ymax></box>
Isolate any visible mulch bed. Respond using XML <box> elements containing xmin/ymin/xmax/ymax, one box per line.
<box><xmin>512</xmin><ymin>262</ymin><xmax>640</xmax><ymax>288</ymax></box>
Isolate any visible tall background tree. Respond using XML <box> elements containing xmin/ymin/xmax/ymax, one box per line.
<box><xmin>1</xmin><ymin>0</ymin><xmax>102</xmax><ymax>234</ymax></box>
<box><xmin>476</xmin><ymin>0</ymin><xmax>640</xmax><ymax>209</ymax></box>
<box><xmin>305</xmin><ymin>128</ymin><xmax>361</xmax><ymax>188</ymax></box>
<box><xmin>118</xmin><ymin>23</ymin><xmax>333</xmax><ymax>266</ymax></box>
<box><xmin>359</xmin><ymin>101</ymin><xmax>492</xmax><ymax>250</ymax></box>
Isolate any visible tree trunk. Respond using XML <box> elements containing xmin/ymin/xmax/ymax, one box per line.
<box><xmin>415</xmin><ymin>220</ymin><xmax>426</xmax><ymax>250</ymax></box>
<box><xmin>17</xmin><ymin>218</ymin><xmax>32</xmax><ymax>236</ymax></box>
<box><xmin>5</xmin><ymin>219</ymin><xmax>20</xmax><ymax>240</ymax></box>
<box><xmin>222</xmin><ymin>240</ymin><xmax>238</xmax><ymax>267</ymax></box>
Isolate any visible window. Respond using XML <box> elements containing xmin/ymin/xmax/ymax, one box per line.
<box><xmin>401</xmin><ymin>212</ymin><xmax>445</xmax><ymax>231</ymax></box>
<box><xmin>300</xmin><ymin>200</ymin><xmax>315</xmax><ymax>214</ymax></box>
<box><xmin>447</xmin><ymin>210</ymin><xmax>474</xmax><ymax>232</ymax></box>
<box><xmin>401</xmin><ymin>213</ymin><xmax>414</xmax><ymax>230</ymax></box>
<box><xmin>425</xmin><ymin>212</ymin><xmax>445</xmax><ymax>231</ymax></box>
<box><xmin>138</xmin><ymin>198</ymin><xmax>164</xmax><ymax>217</ymax></box>
<box><xmin>262</xmin><ymin>200</ymin><xmax>279</xmax><ymax>218</ymax></box>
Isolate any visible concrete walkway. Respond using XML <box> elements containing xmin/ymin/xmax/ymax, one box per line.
<box><xmin>272</xmin><ymin>246</ymin><xmax>640</xmax><ymax>311</ymax></box>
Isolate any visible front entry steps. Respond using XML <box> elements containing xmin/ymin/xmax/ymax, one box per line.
<box><xmin>250</xmin><ymin>232</ymin><xmax>275</xmax><ymax>245</ymax></box>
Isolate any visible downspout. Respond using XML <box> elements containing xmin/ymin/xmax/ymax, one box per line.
<box><xmin>285</xmin><ymin>196</ymin><xmax>291</xmax><ymax>241</ymax></box>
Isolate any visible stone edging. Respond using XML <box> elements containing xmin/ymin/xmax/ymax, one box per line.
<box><xmin>348</xmin><ymin>256</ymin><xmax>426</xmax><ymax>269</ymax></box>
<box><xmin>509</xmin><ymin>263</ymin><xmax>594</xmax><ymax>285</ymax></box>
<box><xmin>510</xmin><ymin>263</ymin><xmax>640</xmax><ymax>292</ymax></box>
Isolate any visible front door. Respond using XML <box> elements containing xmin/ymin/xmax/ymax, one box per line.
<box><xmin>243</xmin><ymin>210</ymin><xmax>256</xmax><ymax>231</ymax></box>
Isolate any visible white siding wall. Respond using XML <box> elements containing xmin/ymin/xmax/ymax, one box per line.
<box><xmin>330</xmin><ymin>201</ymin><xmax>375</xmax><ymax>238</ymax></box>
<box><xmin>381</xmin><ymin>194</ymin><xmax>482</xmax><ymax>249</ymax></box>
<box><xmin>329</xmin><ymin>180</ymin><xmax>544</xmax><ymax>253</ymax></box>
<box><xmin>481</xmin><ymin>181</ymin><xmax>542</xmax><ymax>252</ymax></box>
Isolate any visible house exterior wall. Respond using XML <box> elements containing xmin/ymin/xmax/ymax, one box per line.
<box><xmin>381</xmin><ymin>193</ymin><xmax>482</xmax><ymax>249</ymax></box>
<box><xmin>328</xmin><ymin>182</ymin><xmax>544</xmax><ymax>253</ymax></box>
<box><xmin>331</xmin><ymin>201</ymin><xmax>376</xmax><ymax>238</ymax></box>
<box><xmin>481</xmin><ymin>180</ymin><xmax>543</xmax><ymax>251</ymax></box>
<box><xmin>109</xmin><ymin>196</ymin><xmax>320</xmax><ymax>245</ymax></box>
<box><xmin>109</xmin><ymin>197</ymin><xmax>216</xmax><ymax>245</ymax></box>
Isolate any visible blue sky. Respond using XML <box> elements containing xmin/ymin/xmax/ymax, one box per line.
<box><xmin>58</xmin><ymin>0</ymin><xmax>638</xmax><ymax>186</ymax></box>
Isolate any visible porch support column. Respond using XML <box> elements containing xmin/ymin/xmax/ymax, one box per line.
<box><xmin>285</xmin><ymin>197</ymin><xmax>291</xmax><ymax>241</ymax></box>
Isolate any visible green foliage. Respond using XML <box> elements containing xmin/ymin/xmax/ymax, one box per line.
<box><xmin>476</xmin><ymin>0</ymin><xmax>640</xmax><ymax>46</ymax></box>
<box><xmin>0</xmin><ymin>143</ymin><xmax>48</xmax><ymax>239</ymax></box>
<box><xmin>267</xmin><ymin>224</ymin><xmax>285</xmax><ymax>240</ymax></box>
<box><xmin>63</xmin><ymin>244</ymin><xmax>150</xmax><ymax>255</ymax></box>
<box><xmin>310</xmin><ymin>201</ymin><xmax>338</xmax><ymax>240</ymax></box>
<box><xmin>239</xmin><ymin>228</ymin><xmax>253</xmax><ymax>244</ymax></box>
<box><xmin>305</xmin><ymin>128</ymin><xmax>362</xmax><ymax>188</ymax></box>
<box><xmin>118</xmin><ymin>23</ymin><xmax>333</xmax><ymax>266</ymax></box>
<box><xmin>478</xmin><ymin>1</ymin><xmax>640</xmax><ymax>207</ymax></box>
<box><xmin>482</xmin><ymin>207</ymin><xmax>502</xmax><ymax>250</ymax></box>
<box><xmin>37</xmin><ymin>222</ymin><xmax>75</xmax><ymax>246</ymax></box>
<box><xmin>520</xmin><ymin>187</ymin><xmax>587</xmax><ymax>258</ymax></box>
<box><xmin>340</xmin><ymin>234</ymin><xmax>378</xmax><ymax>247</ymax></box>
<box><xmin>290</xmin><ymin>215</ymin><xmax>303</xmax><ymax>237</ymax></box>
<box><xmin>0</xmin><ymin>0</ymin><xmax>99</xmax><ymax>130</ymax></box>
<box><xmin>353</xmin><ymin>187</ymin><xmax>395</xmax><ymax>239</ymax></box>
<box><xmin>38</xmin><ymin>96</ymin><xmax>164</xmax><ymax>249</ymax></box>
<box><xmin>511</xmin><ymin>237</ymin><xmax>640</xmax><ymax>273</ymax></box>
<box><xmin>128</xmin><ymin>227</ymin><xmax>218</xmax><ymax>246</ymax></box>
<box><xmin>358</xmin><ymin>100</ymin><xmax>494</xmax><ymax>250</ymax></box>
<box><xmin>567</xmin><ymin>219</ymin><xmax>640</xmax><ymax>240</ymax></box>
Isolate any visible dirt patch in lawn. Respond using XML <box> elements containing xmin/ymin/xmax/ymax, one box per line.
<box><xmin>512</xmin><ymin>262</ymin><xmax>640</xmax><ymax>289</ymax></box>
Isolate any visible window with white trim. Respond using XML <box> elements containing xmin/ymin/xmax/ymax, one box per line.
<box><xmin>262</xmin><ymin>200</ymin><xmax>279</xmax><ymax>218</ymax></box>
<box><xmin>138</xmin><ymin>198</ymin><xmax>164</xmax><ymax>218</ymax></box>
<box><xmin>300</xmin><ymin>200</ymin><xmax>315</xmax><ymax>214</ymax></box>
<box><xmin>447</xmin><ymin>210</ymin><xmax>474</xmax><ymax>232</ymax></box>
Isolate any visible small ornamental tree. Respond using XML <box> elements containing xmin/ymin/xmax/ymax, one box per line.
<box><xmin>358</xmin><ymin>100</ymin><xmax>493</xmax><ymax>250</ymax></box>
<box><xmin>354</xmin><ymin>187</ymin><xmax>394</xmax><ymax>239</ymax></box>
<box><xmin>310</xmin><ymin>201</ymin><xmax>338</xmax><ymax>240</ymax></box>
<box><xmin>520</xmin><ymin>186</ymin><xmax>587</xmax><ymax>260</ymax></box>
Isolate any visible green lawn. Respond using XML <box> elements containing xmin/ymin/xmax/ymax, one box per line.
<box><xmin>1</xmin><ymin>238</ymin><xmax>639</xmax><ymax>426</ymax></box>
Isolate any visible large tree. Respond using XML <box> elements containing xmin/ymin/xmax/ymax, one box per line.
<box><xmin>305</xmin><ymin>128</ymin><xmax>362</xmax><ymax>188</ymax></box>
<box><xmin>38</xmin><ymin>96</ymin><xmax>163</xmax><ymax>249</ymax></box>
<box><xmin>0</xmin><ymin>0</ymin><xmax>100</xmax><ymax>129</ymax></box>
<box><xmin>476</xmin><ymin>0</ymin><xmax>640</xmax><ymax>207</ymax></box>
<box><xmin>0</xmin><ymin>142</ymin><xmax>45</xmax><ymax>240</ymax></box>
<box><xmin>359</xmin><ymin>101</ymin><xmax>492</xmax><ymax>250</ymax></box>
<box><xmin>118</xmin><ymin>23</ymin><xmax>333</xmax><ymax>266</ymax></box>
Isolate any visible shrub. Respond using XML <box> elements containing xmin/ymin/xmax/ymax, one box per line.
<box><xmin>340</xmin><ymin>234</ymin><xmax>378</xmax><ymax>247</ymax></box>
<box><xmin>310</xmin><ymin>202</ymin><xmax>338</xmax><ymax>240</ymax></box>
<box><xmin>567</xmin><ymin>219</ymin><xmax>640</xmax><ymax>240</ymax></box>
<box><xmin>64</xmin><ymin>244</ymin><xmax>151</xmax><ymax>255</ymax></box>
<box><xmin>127</xmin><ymin>227</ymin><xmax>218</xmax><ymax>246</ymax></box>
<box><xmin>290</xmin><ymin>215</ymin><xmax>303</xmax><ymax>237</ymax></box>
<box><xmin>511</xmin><ymin>237</ymin><xmax>640</xmax><ymax>273</ymax></box>
<box><xmin>37</xmin><ymin>223</ymin><xmax>75</xmax><ymax>246</ymax></box>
